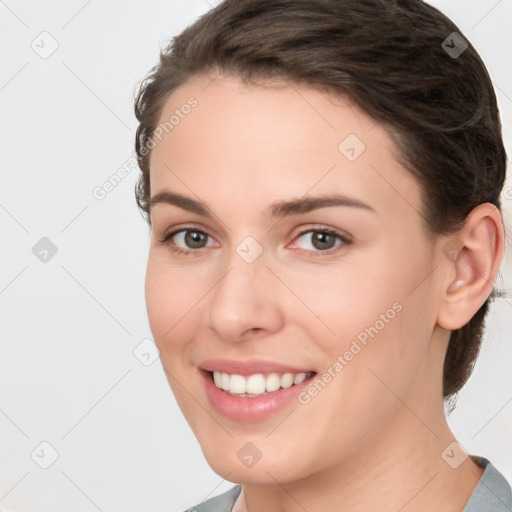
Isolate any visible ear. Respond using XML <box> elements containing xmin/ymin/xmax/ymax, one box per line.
<box><xmin>437</xmin><ymin>203</ymin><xmax>504</xmax><ymax>330</ymax></box>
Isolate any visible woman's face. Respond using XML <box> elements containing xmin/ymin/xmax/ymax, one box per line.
<box><xmin>145</xmin><ymin>74</ymin><xmax>446</xmax><ymax>483</ymax></box>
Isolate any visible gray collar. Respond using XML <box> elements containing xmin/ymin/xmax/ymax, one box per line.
<box><xmin>462</xmin><ymin>457</ymin><xmax>511</xmax><ymax>512</ymax></box>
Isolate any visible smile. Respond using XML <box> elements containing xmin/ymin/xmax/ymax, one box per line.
<box><xmin>212</xmin><ymin>371</ymin><xmax>315</xmax><ymax>397</ymax></box>
<box><xmin>198</xmin><ymin>359</ymin><xmax>318</xmax><ymax>420</ymax></box>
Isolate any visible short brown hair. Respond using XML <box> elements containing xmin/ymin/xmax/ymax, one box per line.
<box><xmin>134</xmin><ymin>0</ymin><xmax>507</xmax><ymax>398</ymax></box>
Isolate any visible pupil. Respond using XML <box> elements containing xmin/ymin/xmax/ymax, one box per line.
<box><xmin>313</xmin><ymin>232</ymin><xmax>334</xmax><ymax>250</ymax></box>
<box><xmin>185</xmin><ymin>231</ymin><xmax>205</xmax><ymax>248</ymax></box>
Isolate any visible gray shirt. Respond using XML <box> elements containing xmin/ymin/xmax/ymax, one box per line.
<box><xmin>185</xmin><ymin>457</ymin><xmax>511</xmax><ymax>512</ymax></box>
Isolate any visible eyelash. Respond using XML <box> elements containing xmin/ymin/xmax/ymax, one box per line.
<box><xmin>157</xmin><ymin>225</ymin><xmax>352</xmax><ymax>258</ymax></box>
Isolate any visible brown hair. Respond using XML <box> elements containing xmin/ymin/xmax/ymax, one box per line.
<box><xmin>134</xmin><ymin>0</ymin><xmax>506</xmax><ymax>399</ymax></box>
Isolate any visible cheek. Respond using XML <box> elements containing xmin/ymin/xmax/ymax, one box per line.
<box><xmin>282</xmin><ymin>260</ymin><xmax>402</xmax><ymax>355</ymax></box>
<box><xmin>144</xmin><ymin>253</ymin><xmax>204</xmax><ymax>354</ymax></box>
<box><xmin>326</xmin><ymin>246</ymin><xmax>438</xmax><ymax>395</ymax></box>
<box><xmin>301</xmin><ymin>243</ymin><xmax>436</xmax><ymax>377</ymax></box>
<box><xmin>144</xmin><ymin>254</ymin><xmax>209</xmax><ymax>414</ymax></box>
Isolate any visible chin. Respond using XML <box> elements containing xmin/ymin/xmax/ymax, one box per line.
<box><xmin>199</xmin><ymin>439</ymin><xmax>311</xmax><ymax>485</ymax></box>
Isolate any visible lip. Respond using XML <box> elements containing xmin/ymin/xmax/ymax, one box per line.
<box><xmin>198</xmin><ymin>359</ymin><xmax>317</xmax><ymax>421</ymax></box>
<box><xmin>198</xmin><ymin>358</ymin><xmax>314</xmax><ymax>376</ymax></box>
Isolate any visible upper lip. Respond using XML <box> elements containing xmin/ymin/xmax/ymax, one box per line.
<box><xmin>198</xmin><ymin>358</ymin><xmax>315</xmax><ymax>376</ymax></box>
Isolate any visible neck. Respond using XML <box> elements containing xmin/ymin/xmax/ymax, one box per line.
<box><xmin>236</xmin><ymin>403</ymin><xmax>483</xmax><ymax>512</ymax></box>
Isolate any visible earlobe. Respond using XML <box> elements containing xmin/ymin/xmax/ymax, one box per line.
<box><xmin>437</xmin><ymin>203</ymin><xmax>504</xmax><ymax>330</ymax></box>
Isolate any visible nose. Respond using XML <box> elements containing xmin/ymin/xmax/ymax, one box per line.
<box><xmin>206</xmin><ymin>252</ymin><xmax>285</xmax><ymax>344</ymax></box>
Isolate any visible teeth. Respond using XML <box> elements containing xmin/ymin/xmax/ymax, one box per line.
<box><xmin>229</xmin><ymin>374</ymin><xmax>246</xmax><ymax>394</ymax></box>
<box><xmin>294</xmin><ymin>373</ymin><xmax>306</xmax><ymax>384</ymax></box>
<box><xmin>281</xmin><ymin>373</ymin><xmax>294</xmax><ymax>388</ymax></box>
<box><xmin>247</xmin><ymin>374</ymin><xmax>266</xmax><ymax>394</ymax></box>
<box><xmin>266</xmin><ymin>373</ymin><xmax>281</xmax><ymax>392</ymax></box>
<box><xmin>211</xmin><ymin>371</ymin><xmax>311</xmax><ymax>397</ymax></box>
<box><xmin>221</xmin><ymin>373</ymin><xmax>230</xmax><ymax>391</ymax></box>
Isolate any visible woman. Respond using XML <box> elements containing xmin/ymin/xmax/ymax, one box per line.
<box><xmin>133</xmin><ymin>0</ymin><xmax>511</xmax><ymax>510</ymax></box>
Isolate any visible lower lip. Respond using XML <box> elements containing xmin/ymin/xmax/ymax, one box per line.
<box><xmin>200</xmin><ymin>370</ymin><xmax>316</xmax><ymax>421</ymax></box>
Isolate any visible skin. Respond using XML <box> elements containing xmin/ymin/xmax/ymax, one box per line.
<box><xmin>145</xmin><ymin>72</ymin><xmax>504</xmax><ymax>511</ymax></box>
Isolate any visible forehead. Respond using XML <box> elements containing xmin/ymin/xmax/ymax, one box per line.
<box><xmin>152</xmin><ymin>73</ymin><xmax>382</xmax><ymax>159</ymax></box>
<box><xmin>149</xmin><ymin>74</ymin><xmax>422</xmax><ymax>222</ymax></box>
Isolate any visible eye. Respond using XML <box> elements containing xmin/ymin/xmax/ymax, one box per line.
<box><xmin>157</xmin><ymin>227</ymin><xmax>217</xmax><ymax>256</ymax></box>
<box><xmin>290</xmin><ymin>228</ymin><xmax>351</xmax><ymax>254</ymax></box>
<box><xmin>157</xmin><ymin>225</ymin><xmax>352</xmax><ymax>257</ymax></box>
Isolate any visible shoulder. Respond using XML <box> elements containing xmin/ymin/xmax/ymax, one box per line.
<box><xmin>463</xmin><ymin>456</ymin><xmax>512</xmax><ymax>512</ymax></box>
<box><xmin>183</xmin><ymin>485</ymin><xmax>242</xmax><ymax>512</ymax></box>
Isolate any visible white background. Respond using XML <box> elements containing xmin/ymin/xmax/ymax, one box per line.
<box><xmin>1</xmin><ymin>1</ymin><xmax>511</xmax><ymax>511</ymax></box>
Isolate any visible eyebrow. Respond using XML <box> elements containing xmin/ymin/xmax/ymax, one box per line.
<box><xmin>149</xmin><ymin>190</ymin><xmax>376</xmax><ymax>219</ymax></box>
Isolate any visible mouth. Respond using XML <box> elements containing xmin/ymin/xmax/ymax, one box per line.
<box><xmin>208</xmin><ymin>370</ymin><xmax>316</xmax><ymax>398</ymax></box>
<box><xmin>197</xmin><ymin>360</ymin><xmax>317</xmax><ymax>421</ymax></box>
